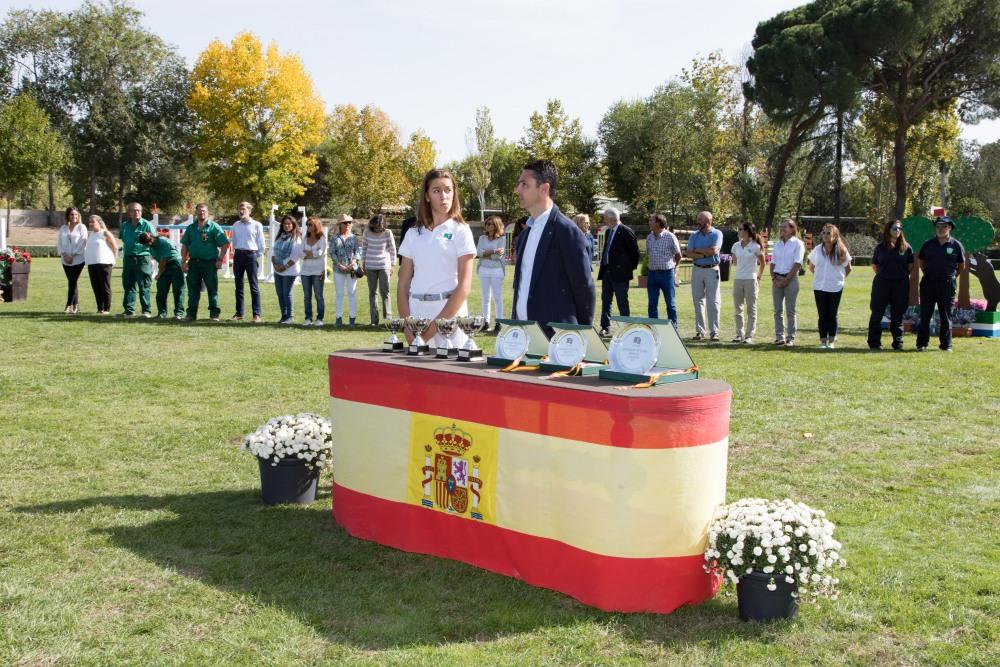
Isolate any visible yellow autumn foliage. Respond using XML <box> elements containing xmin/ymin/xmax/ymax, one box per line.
<box><xmin>188</xmin><ymin>32</ymin><xmax>325</xmax><ymax>211</ymax></box>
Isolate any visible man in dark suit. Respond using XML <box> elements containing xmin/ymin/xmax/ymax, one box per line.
<box><xmin>512</xmin><ymin>159</ymin><xmax>596</xmax><ymax>337</ymax></box>
<box><xmin>597</xmin><ymin>207</ymin><xmax>639</xmax><ymax>336</ymax></box>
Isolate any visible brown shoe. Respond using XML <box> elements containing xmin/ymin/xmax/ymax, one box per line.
<box><xmin>252</xmin><ymin>315</ymin><xmax>262</xmax><ymax>323</ymax></box>
<box><xmin>230</xmin><ymin>314</ymin><xmax>243</xmax><ymax>321</ymax></box>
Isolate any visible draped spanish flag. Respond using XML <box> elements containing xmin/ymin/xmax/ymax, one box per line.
<box><xmin>329</xmin><ymin>352</ymin><xmax>730</xmax><ymax>614</ymax></box>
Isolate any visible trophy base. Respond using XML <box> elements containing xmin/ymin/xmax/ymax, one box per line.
<box><xmin>457</xmin><ymin>348</ymin><xmax>483</xmax><ymax>361</ymax></box>
<box><xmin>435</xmin><ymin>347</ymin><xmax>459</xmax><ymax>358</ymax></box>
<box><xmin>382</xmin><ymin>341</ymin><xmax>405</xmax><ymax>352</ymax></box>
<box><xmin>407</xmin><ymin>344</ymin><xmax>430</xmax><ymax>356</ymax></box>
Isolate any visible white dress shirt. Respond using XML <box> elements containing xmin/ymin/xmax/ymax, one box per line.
<box><xmin>515</xmin><ymin>206</ymin><xmax>552</xmax><ymax>320</ymax></box>
<box><xmin>230</xmin><ymin>218</ymin><xmax>265</xmax><ymax>256</ymax></box>
<box><xmin>770</xmin><ymin>237</ymin><xmax>805</xmax><ymax>275</ymax></box>
<box><xmin>57</xmin><ymin>223</ymin><xmax>88</xmax><ymax>266</ymax></box>
<box><xmin>808</xmin><ymin>246</ymin><xmax>852</xmax><ymax>292</ymax></box>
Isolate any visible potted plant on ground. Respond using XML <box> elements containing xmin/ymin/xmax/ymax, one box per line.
<box><xmin>0</xmin><ymin>245</ymin><xmax>32</xmax><ymax>302</ymax></box>
<box><xmin>637</xmin><ymin>253</ymin><xmax>649</xmax><ymax>288</ymax></box>
<box><xmin>704</xmin><ymin>497</ymin><xmax>846</xmax><ymax>622</ymax></box>
<box><xmin>241</xmin><ymin>413</ymin><xmax>333</xmax><ymax>505</ymax></box>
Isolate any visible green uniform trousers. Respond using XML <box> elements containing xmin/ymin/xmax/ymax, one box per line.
<box><xmin>122</xmin><ymin>255</ymin><xmax>152</xmax><ymax>315</ymax></box>
<box><xmin>156</xmin><ymin>262</ymin><xmax>187</xmax><ymax>317</ymax></box>
<box><xmin>186</xmin><ymin>258</ymin><xmax>221</xmax><ymax>319</ymax></box>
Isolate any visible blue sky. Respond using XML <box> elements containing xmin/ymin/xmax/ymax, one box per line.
<box><xmin>14</xmin><ymin>0</ymin><xmax>1000</xmax><ymax>162</ymax></box>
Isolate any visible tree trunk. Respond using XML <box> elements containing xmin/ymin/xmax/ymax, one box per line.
<box><xmin>764</xmin><ymin>130</ymin><xmax>799</xmax><ymax>230</ymax></box>
<box><xmin>48</xmin><ymin>171</ymin><xmax>56</xmax><ymax>227</ymax></box>
<box><xmin>938</xmin><ymin>160</ymin><xmax>949</xmax><ymax>210</ymax></box>
<box><xmin>89</xmin><ymin>158</ymin><xmax>97</xmax><ymax>216</ymax></box>
<box><xmin>478</xmin><ymin>190</ymin><xmax>486</xmax><ymax>222</ymax></box>
<box><xmin>892</xmin><ymin>120</ymin><xmax>908</xmax><ymax>220</ymax></box>
<box><xmin>834</xmin><ymin>111</ymin><xmax>843</xmax><ymax>226</ymax></box>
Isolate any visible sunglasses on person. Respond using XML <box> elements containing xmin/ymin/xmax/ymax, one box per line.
<box><xmin>890</xmin><ymin>225</ymin><xmax>901</xmax><ymax>231</ymax></box>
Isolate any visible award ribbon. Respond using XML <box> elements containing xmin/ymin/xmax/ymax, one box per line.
<box><xmin>631</xmin><ymin>364</ymin><xmax>699</xmax><ymax>389</ymax></box>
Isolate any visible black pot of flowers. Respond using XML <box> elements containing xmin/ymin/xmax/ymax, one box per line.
<box><xmin>737</xmin><ymin>571</ymin><xmax>798</xmax><ymax>622</ymax></box>
<box><xmin>257</xmin><ymin>457</ymin><xmax>319</xmax><ymax>505</ymax></box>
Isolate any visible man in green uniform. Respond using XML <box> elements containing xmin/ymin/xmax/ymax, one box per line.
<box><xmin>138</xmin><ymin>231</ymin><xmax>186</xmax><ymax>320</ymax></box>
<box><xmin>180</xmin><ymin>203</ymin><xmax>230</xmax><ymax>321</ymax></box>
<box><xmin>117</xmin><ymin>202</ymin><xmax>154</xmax><ymax>317</ymax></box>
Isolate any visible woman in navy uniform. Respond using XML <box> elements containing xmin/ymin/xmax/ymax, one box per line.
<box><xmin>915</xmin><ymin>216</ymin><xmax>966</xmax><ymax>352</ymax></box>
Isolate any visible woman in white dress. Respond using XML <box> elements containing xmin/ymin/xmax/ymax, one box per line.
<box><xmin>397</xmin><ymin>168</ymin><xmax>476</xmax><ymax>348</ymax></box>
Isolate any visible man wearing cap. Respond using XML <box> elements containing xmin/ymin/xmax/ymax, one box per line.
<box><xmin>180</xmin><ymin>203</ymin><xmax>230</xmax><ymax>322</ymax></box>
<box><xmin>686</xmin><ymin>211</ymin><xmax>724</xmax><ymax>341</ymax></box>
<box><xmin>117</xmin><ymin>202</ymin><xmax>154</xmax><ymax>318</ymax></box>
<box><xmin>138</xmin><ymin>231</ymin><xmax>186</xmax><ymax>320</ymax></box>
<box><xmin>916</xmin><ymin>216</ymin><xmax>966</xmax><ymax>351</ymax></box>
<box><xmin>597</xmin><ymin>207</ymin><xmax>639</xmax><ymax>336</ymax></box>
<box><xmin>229</xmin><ymin>201</ymin><xmax>265</xmax><ymax>322</ymax></box>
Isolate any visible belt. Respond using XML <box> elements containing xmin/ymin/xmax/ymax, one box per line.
<box><xmin>234</xmin><ymin>248</ymin><xmax>257</xmax><ymax>254</ymax></box>
<box><xmin>410</xmin><ymin>290</ymin><xmax>454</xmax><ymax>302</ymax></box>
<box><xmin>773</xmin><ymin>272</ymin><xmax>789</xmax><ymax>277</ymax></box>
<box><xmin>694</xmin><ymin>263</ymin><xmax>719</xmax><ymax>269</ymax></box>
<box><xmin>648</xmin><ymin>269</ymin><xmax>673</xmax><ymax>273</ymax></box>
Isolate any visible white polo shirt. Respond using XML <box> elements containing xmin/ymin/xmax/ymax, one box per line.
<box><xmin>398</xmin><ymin>218</ymin><xmax>476</xmax><ymax>295</ymax></box>
<box><xmin>731</xmin><ymin>241</ymin><xmax>762</xmax><ymax>280</ymax></box>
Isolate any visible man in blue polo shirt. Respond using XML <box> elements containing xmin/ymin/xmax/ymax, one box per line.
<box><xmin>686</xmin><ymin>211</ymin><xmax>724</xmax><ymax>340</ymax></box>
<box><xmin>916</xmin><ymin>216</ymin><xmax>966</xmax><ymax>352</ymax></box>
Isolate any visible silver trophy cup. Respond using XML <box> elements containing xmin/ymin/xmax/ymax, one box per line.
<box><xmin>405</xmin><ymin>316</ymin><xmax>432</xmax><ymax>355</ymax></box>
<box><xmin>435</xmin><ymin>318</ymin><xmax>460</xmax><ymax>358</ymax></box>
<box><xmin>456</xmin><ymin>315</ymin><xmax>487</xmax><ymax>361</ymax></box>
<box><xmin>383</xmin><ymin>317</ymin><xmax>405</xmax><ymax>352</ymax></box>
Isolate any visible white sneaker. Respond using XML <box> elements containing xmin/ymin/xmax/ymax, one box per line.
<box><xmin>314</xmin><ymin>319</ymin><xmax>324</xmax><ymax>327</ymax></box>
<box><xmin>303</xmin><ymin>319</ymin><xmax>313</xmax><ymax>327</ymax></box>
<box><xmin>743</xmin><ymin>338</ymin><xmax>753</xmax><ymax>345</ymax></box>
<box><xmin>280</xmin><ymin>317</ymin><xmax>293</xmax><ymax>325</ymax></box>
<box><xmin>819</xmin><ymin>342</ymin><xmax>828</xmax><ymax>349</ymax></box>
<box><xmin>827</xmin><ymin>340</ymin><xmax>835</xmax><ymax>349</ymax></box>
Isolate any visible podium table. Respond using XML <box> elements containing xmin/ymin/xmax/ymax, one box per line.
<box><xmin>328</xmin><ymin>350</ymin><xmax>730</xmax><ymax>614</ymax></box>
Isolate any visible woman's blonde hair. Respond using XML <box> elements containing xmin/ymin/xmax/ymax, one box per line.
<box><xmin>88</xmin><ymin>214</ymin><xmax>106</xmax><ymax>231</ymax></box>
<box><xmin>305</xmin><ymin>216</ymin><xmax>325</xmax><ymax>241</ymax></box>
<box><xmin>484</xmin><ymin>215</ymin><xmax>505</xmax><ymax>240</ymax></box>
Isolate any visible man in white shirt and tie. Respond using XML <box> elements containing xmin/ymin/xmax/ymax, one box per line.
<box><xmin>511</xmin><ymin>159</ymin><xmax>595</xmax><ymax>337</ymax></box>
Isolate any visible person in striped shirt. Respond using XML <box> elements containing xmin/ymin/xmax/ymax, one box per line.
<box><xmin>362</xmin><ymin>214</ymin><xmax>397</xmax><ymax>326</ymax></box>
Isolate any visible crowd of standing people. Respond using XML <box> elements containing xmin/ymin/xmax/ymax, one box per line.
<box><xmin>54</xmin><ymin>163</ymin><xmax>969</xmax><ymax>353</ymax></box>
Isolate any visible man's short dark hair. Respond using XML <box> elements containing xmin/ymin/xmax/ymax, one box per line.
<box><xmin>138</xmin><ymin>231</ymin><xmax>154</xmax><ymax>245</ymax></box>
<box><xmin>523</xmin><ymin>159</ymin><xmax>558</xmax><ymax>197</ymax></box>
<box><xmin>651</xmin><ymin>213</ymin><xmax>668</xmax><ymax>229</ymax></box>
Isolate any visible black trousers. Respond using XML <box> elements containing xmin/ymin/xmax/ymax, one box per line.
<box><xmin>814</xmin><ymin>289</ymin><xmax>843</xmax><ymax>340</ymax></box>
<box><xmin>868</xmin><ymin>277</ymin><xmax>908</xmax><ymax>349</ymax></box>
<box><xmin>62</xmin><ymin>262</ymin><xmax>85</xmax><ymax>308</ymax></box>
<box><xmin>233</xmin><ymin>251</ymin><xmax>261</xmax><ymax>317</ymax></box>
<box><xmin>87</xmin><ymin>263</ymin><xmax>113</xmax><ymax>312</ymax></box>
<box><xmin>916</xmin><ymin>278</ymin><xmax>955</xmax><ymax>349</ymax></box>
<box><xmin>600</xmin><ymin>278</ymin><xmax>630</xmax><ymax>330</ymax></box>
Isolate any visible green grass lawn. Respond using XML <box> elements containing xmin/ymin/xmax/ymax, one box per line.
<box><xmin>1</xmin><ymin>258</ymin><xmax>998</xmax><ymax>666</ymax></box>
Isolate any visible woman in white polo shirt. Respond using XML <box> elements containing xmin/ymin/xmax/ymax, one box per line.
<box><xmin>396</xmin><ymin>168</ymin><xmax>476</xmax><ymax>348</ymax></box>
<box><xmin>808</xmin><ymin>224</ymin><xmax>852</xmax><ymax>348</ymax></box>
<box><xmin>730</xmin><ymin>221</ymin><xmax>765</xmax><ymax>344</ymax></box>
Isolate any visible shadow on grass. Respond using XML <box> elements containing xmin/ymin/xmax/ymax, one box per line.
<box><xmin>0</xmin><ymin>310</ymin><xmax>376</xmax><ymax>331</ymax></box>
<box><xmin>16</xmin><ymin>489</ymin><xmax>790</xmax><ymax>649</ymax></box>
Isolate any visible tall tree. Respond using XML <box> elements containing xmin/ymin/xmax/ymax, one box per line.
<box><xmin>402</xmin><ymin>130</ymin><xmax>437</xmax><ymax>212</ymax></box>
<box><xmin>0</xmin><ymin>93</ymin><xmax>65</xmax><ymax>225</ymax></box>
<box><xmin>489</xmin><ymin>140</ymin><xmax>527</xmax><ymax>220</ymax></box>
<box><xmin>466</xmin><ymin>107</ymin><xmax>496</xmax><ymax>221</ymax></box>
<box><xmin>598</xmin><ymin>98</ymin><xmax>653</xmax><ymax>209</ymax></box>
<box><xmin>825</xmin><ymin>0</ymin><xmax>1000</xmax><ymax>219</ymax></box>
<box><xmin>745</xmin><ymin>0</ymin><xmax>862</xmax><ymax>228</ymax></box>
<box><xmin>189</xmin><ymin>31</ymin><xmax>325</xmax><ymax>212</ymax></box>
<box><xmin>321</xmin><ymin>104</ymin><xmax>411</xmax><ymax>217</ymax></box>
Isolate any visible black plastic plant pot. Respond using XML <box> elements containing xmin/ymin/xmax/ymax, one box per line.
<box><xmin>736</xmin><ymin>571</ymin><xmax>799</xmax><ymax>622</ymax></box>
<box><xmin>257</xmin><ymin>456</ymin><xmax>319</xmax><ymax>505</ymax></box>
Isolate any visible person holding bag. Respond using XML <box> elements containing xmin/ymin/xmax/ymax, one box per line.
<box><xmin>330</xmin><ymin>214</ymin><xmax>362</xmax><ymax>327</ymax></box>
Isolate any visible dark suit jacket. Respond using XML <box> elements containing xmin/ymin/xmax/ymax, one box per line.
<box><xmin>597</xmin><ymin>223</ymin><xmax>640</xmax><ymax>282</ymax></box>
<box><xmin>511</xmin><ymin>204</ymin><xmax>596</xmax><ymax>335</ymax></box>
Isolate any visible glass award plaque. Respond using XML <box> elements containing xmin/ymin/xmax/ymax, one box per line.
<box><xmin>599</xmin><ymin>316</ymin><xmax>699</xmax><ymax>386</ymax></box>
<box><xmin>538</xmin><ymin>323</ymin><xmax>608</xmax><ymax>376</ymax></box>
<box><xmin>487</xmin><ymin>319</ymin><xmax>549</xmax><ymax>368</ymax></box>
